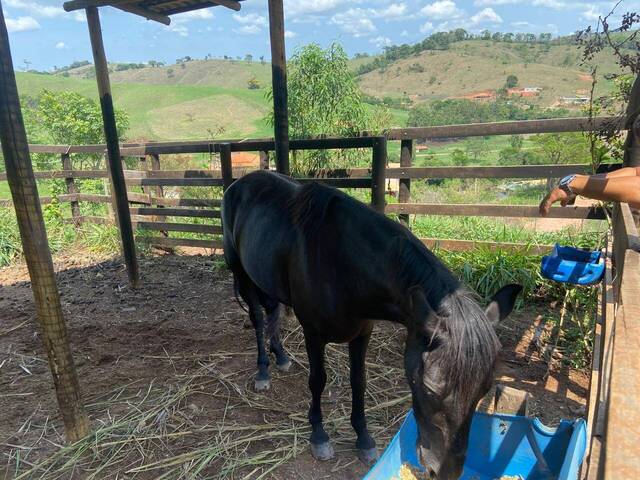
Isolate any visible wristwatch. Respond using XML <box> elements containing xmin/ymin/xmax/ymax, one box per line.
<box><xmin>558</xmin><ymin>175</ymin><xmax>576</xmax><ymax>195</ymax></box>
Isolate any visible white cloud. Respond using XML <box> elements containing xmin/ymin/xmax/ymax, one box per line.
<box><xmin>169</xmin><ymin>25</ymin><xmax>189</xmax><ymax>36</ymax></box>
<box><xmin>511</xmin><ymin>20</ymin><xmax>534</xmax><ymax>28</ymax></box>
<box><xmin>420</xmin><ymin>0</ymin><xmax>463</xmax><ymax>20</ymax></box>
<box><xmin>285</xmin><ymin>0</ymin><xmax>342</xmax><ymax>17</ymax></box>
<box><xmin>6</xmin><ymin>16</ymin><xmax>40</xmax><ymax>32</ymax></box>
<box><xmin>173</xmin><ymin>8</ymin><xmax>214</xmax><ymax>22</ymax></box>
<box><xmin>420</xmin><ymin>21</ymin><xmax>434</xmax><ymax>33</ymax></box>
<box><xmin>284</xmin><ymin>30</ymin><xmax>297</xmax><ymax>38</ymax></box>
<box><xmin>5</xmin><ymin>0</ymin><xmax>64</xmax><ymax>18</ymax></box>
<box><xmin>470</xmin><ymin>7</ymin><xmax>503</xmax><ymax>24</ymax></box>
<box><xmin>73</xmin><ymin>11</ymin><xmax>85</xmax><ymax>22</ymax></box>
<box><xmin>370</xmin><ymin>35</ymin><xmax>392</xmax><ymax>48</ymax></box>
<box><xmin>580</xmin><ymin>4</ymin><xmax>602</xmax><ymax>22</ymax></box>
<box><xmin>330</xmin><ymin>9</ymin><xmax>377</xmax><ymax>37</ymax></box>
<box><xmin>373</xmin><ymin>3</ymin><xmax>407</xmax><ymax>19</ymax></box>
<box><xmin>233</xmin><ymin>12</ymin><xmax>267</xmax><ymax>27</ymax></box>
<box><xmin>474</xmin><ymin>0</ymin><xmax>519</xmax><ymax>4</ymax></box>
<box><xmin>233</xmin><ymin>24</ymin><xmax>262</xmax><ymax>35</ymax></box>
<box><xmin>531</xmin><ymin>0</ymin><xmax>567</xmax><ymax>10</ymax></box>
<box><xmin>55</xmin><ymin>41</ymin><xmax>67</xmax><ymax>49</ymax></box>
<box><xmin>401</xmin><ymin>29</ymin><xmax>409</xmax><ymax>37</ymax></box>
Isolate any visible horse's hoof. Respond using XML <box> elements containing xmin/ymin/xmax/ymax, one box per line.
<box><xmin>310</xmin><ymin>441</ymin><xmax>335</xmax><ymax>461</ymax></box>
<box><xmin>275</xmin><ymin>358</ymin><xmax>292</xmax><ymax>372</ymax></box>
<box><xmin>357</xmin><ymin>447</ymin><xmax>378</xmax><ymax>465</ymax></box>
<box><xmin>254</xmin><ymin>378</ymin><xmax>271</xmax><ymax>391</ymax></box>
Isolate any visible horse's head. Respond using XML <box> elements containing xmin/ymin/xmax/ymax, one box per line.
<box><xmin>403</xmin><ymin>283</ymin><xmax>522</xmax><ymax>479</ymax></box>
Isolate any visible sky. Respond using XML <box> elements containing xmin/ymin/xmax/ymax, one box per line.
<box><xmin>3</xmin><ymin>0</ymin><xmax>638</xmax><ymax>71</ymax></box>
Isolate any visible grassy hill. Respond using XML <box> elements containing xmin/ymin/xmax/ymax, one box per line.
<box><xmin>15</xmin><ymin>39</ymin><xmax>622</xmax><ymax>142</ymax></box>
<box><xmin>357</xmin><ymin>40</ymin><xmax>618</xmax><ymax>104</ymax></box>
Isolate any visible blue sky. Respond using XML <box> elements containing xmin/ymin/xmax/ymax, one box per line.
<box><xmin>3</xmin><ymin>0</ymin><xmax>637</xmax><ymax>70</ymax></box>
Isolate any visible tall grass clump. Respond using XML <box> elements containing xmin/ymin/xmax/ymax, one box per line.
<box><xmin>0</xmin><ymin>207</ymin><xmax>21</xmax><ymax>267</ymax></box>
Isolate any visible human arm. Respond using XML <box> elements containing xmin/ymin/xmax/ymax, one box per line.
<box><xmin>539</xmin><ymin>171</ymin><xmax>640</xmax><ymax>216</ymax></box>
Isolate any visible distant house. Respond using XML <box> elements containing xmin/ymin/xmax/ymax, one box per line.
<box><xmin>458</xmin><ymin>90</ymin><xmax>496</xmax><ymax>101</ymax></box>
<box><xmin>231</xmin><ymin>152</ymin><xmax>260</xmax><ymax>168</ymax></box>
<box><xmin>507</xmin><ymin>87</ymin><xmax>541</xmax><ymax>98</ymax></box>
<box><xmin>560</xmin><ymin>96</ymin><xmax>590</xmax><ymax>105</ymax></box>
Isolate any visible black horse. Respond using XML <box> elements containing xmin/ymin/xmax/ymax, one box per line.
<box><xmin>222</xmin><ymin>170</ymin><xmax>521</xmax><ymax>479</ymax></box>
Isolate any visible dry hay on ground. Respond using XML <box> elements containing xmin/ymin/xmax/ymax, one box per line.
<box><xmin>0</xmin><ymin>253</ymin><xmax>587</xmax><ymax>479</ymax></box>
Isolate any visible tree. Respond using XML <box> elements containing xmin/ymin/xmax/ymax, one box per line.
<box><xmin>267</xmin><ymin>43</ymin><xmax>390</xmax><ymax>174</ymax></box>
<box><xmin>245</xmin><ymin>54</ymin><xmax>253</xmax><ymax>63</ymax></box>
<box><xmin>35</xmin><ymin>90</ymin><xmax>129</xmax><ymax>169</ymax></box>
<box><xmin>259</xmin><ymin>55</ymin><xmax>265</xmax><ymax>64</ymax></box>
<box><xmin>505</xmin><ymin>74</ymin><xmax>518</xmax><ymax>88</ymax></box>
<box><xmin>465</xmin><ymin>137</ymin><xmax>489</xmax><ymax>162</ymax></box>
<box><xmin>532</xmin><ymin>133</ymin><xmax>590</xmax><ymax>189</ymax></box>
<box><xmin>481</xmin><ymin>29</ymin><xmax>491</xmax><ymax>40</ymax></box>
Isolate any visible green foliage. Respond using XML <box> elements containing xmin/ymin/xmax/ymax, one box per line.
<box><xmin>0</xmin><ymin>208</ymin><xmax>21</xmax><ymax>266</ymax></box>
<box><xmin>531</xmin><ymin>132</ymin><xmax>590</xmax><ymax>165</ymax></box>
<box><xmin>268</xmin><ymin>43</ymin><xmax>390</xmax><ymax>174</ymax></box>
<box><xmin>407</xmin><ymin>99</ymin><xmax>571</xmax><ymax>127</ymax></box>
<box><xmin>450</xmin><ymin>148</ymin><xmax>470</xmax><ymax>166</ymax></box>
<box><xmin>505</xmin><ymin>74</ymin><xmax>518</xmax><ymax>88</ymax></box>
<box><xmin>35</xmin><ymin>90</ymin><xmax>129</xmax><ymax>145</ymax></box>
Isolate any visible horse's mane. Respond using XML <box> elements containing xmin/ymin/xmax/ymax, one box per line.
<box><xmin>394</xmin><ymin>238</ymin><xmax>501</xmax><ymax>409</ymax></box>
<box><xmin>288</xmin><ymin>182</ymin><xmax>342</xmax><ymax>243</ymax></box>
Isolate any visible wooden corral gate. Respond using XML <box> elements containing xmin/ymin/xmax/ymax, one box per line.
<box><xmin>2</xmin><ymin>114</ymin><xmax>639</xmax><ymax>477</ymax></box>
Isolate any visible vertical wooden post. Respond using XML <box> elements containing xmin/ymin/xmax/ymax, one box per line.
<box><xmin>0</xmin><ymin>6</ymin><xmax>89</xmax><ymax>442</ymax></box>
<box><xmin>623</xmin><ymin>74</ymin><xmax>640</xmax><ymax>168</ymax></box>
<box><xmin>61</xmin><ymin>152</ymin><xmax>81</xmax><ymax>225</ymax></box>
<box><xmin>149</xmin><ymin>153</ymin><xmax>163</xmax><ymax>201</ymax></box>
<box><xmin>86</xmin><ymin>6</ymin><xmax>139</xmax><ymax>287</ymax></box>
<box><xmin>220</xmin><ymin>143</ymin><xmax>233</xmax><ymax>191</ymax></box>
<box><xmin>399</xmin><ymin>139</ymin><xmax>413</xmax><ymax>227</ymax></box>
<box><xmin>371</xmin><ymin>136</ymin><xmax>387</xmax><ymax>213</ymax></box>
<box><xmin>259</xmin><ymin>150</ymin><xmax>269</xmax><ymax>170</ymax></box>
<box><xmin>268</xmin><ymin>0</ymin><xmax>289</xmax><ymax>175</ymax></box>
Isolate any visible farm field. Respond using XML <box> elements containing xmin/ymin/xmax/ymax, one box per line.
<box><xmin>0</xmin><ymin>251</ymin><xmax>588</xmax><ymax>479</ymax></box>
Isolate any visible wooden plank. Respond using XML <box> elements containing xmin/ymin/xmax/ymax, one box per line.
<box><xmin>113</xmin><ymin>4</ymin><xmax>171</xmax><ymax>25</ymax></box>
<box><xmin>63</xmin><ymin>0</ymin><xmax>137</xmax><ymax>12</ymax></box>
<box><xmin>137</xmin><ymin>236</ymin><xmax>223</xmax><ymax>249</ymax></box>
<box><xmin>0</xmin><ymin>8</ymin><xmax>89</xmax><ymax>442</ymax></box>
<box><xmin>220</xmin><ymin>143</ymin><xmax>233</xmax><ymax>191</ymax></box>
<box><xmin>388</xmin><ymin>116</ymin><xmax>623</xmax><ymax>140</ymax></box>
<box><xmin>135</xmin><ymin>221</ymin><xmax>222</xmax><ymax>235</ymax></box>
<box><xmin>0</xmin><ymin>170</ymin><xmax>108</xmax><ymax>180</ymax></box>
<box><xmin>268</xmin><ymin>0</ymin><xmax>289</xmax><ymax>174</ymax></box>
<box><xmin>385</xmin><ymin>203</ymin><xmax>607</xmax><ymax>219</ymax></box>
<box><xmin>371</xmin><ymin>136</ymin><xmax>387</xmax><ymax>212</ymax></box>
<box><xmin>153</xmin><ymin>197</ymin><xmax>221</xmax><ymax>208</ymax></box>
<box><xmin>130</xmin><ymin>207</ymin><xmax>220</xmax><ymax>218</ymax></box>
<box><xmin>296</xmin><ymin>178</ymin><xmax>371</xmax><ymax>188</ymax></box>
<box><xmin>145</xmin><ymin>168</ymin><xmax>253</xmax><ymax>179</ymax></box>
<box><xmin>420</xmin><ymin>238</ymin><xmax>553</xmax><ymax>255</ymax></box>
<box><xmin>398</xmin><ymin>139</ymin><xmax>413</xmax><ymax>226</ymax></box>
<box><xmin>86</xmin><ymin>6</ymin><xmax>138</xmax><ymax>287</ymax></box>
<box><xmin>383</xmin><ymin>163</ymin><xmax>619</xmax><ymax>179</ymax></box>
<box><xmin>605</xmin><ymin>248</ymin><xmax>640</xmax><ymax>479</ymax></box>
<box><xmin>127</xmin><ymin>178</ymin><xmax>225</xmax><ymax>187</ymax></box>
<box><xmin>61</xmin><ymin>154</ymin><xmax>80</xmax><ymax>224</ymax></box>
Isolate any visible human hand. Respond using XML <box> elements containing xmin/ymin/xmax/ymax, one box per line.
<box><xmin>539</xmin><ymin>188</ymin><xmax>575</xmax><ymax>216</ymax></box>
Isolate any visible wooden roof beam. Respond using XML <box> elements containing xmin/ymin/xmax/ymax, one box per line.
<box><xmin>163</xmin><ymin>0</ymin><xmax>240</xmax><ymax>15</ymax></box>
<box><xmin>63</xmin><ymin>0</ymin><xmax>171</xmax><ymax>24</ymax></box>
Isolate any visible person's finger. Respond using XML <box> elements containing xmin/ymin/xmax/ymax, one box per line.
<box><xmin>560</xmin><ymin>198</ymin><xmax>568</xmax><ymax>207</ymax></box>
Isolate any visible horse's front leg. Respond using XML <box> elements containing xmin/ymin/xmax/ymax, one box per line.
<box><xmin>349</xmin><ymin>327</ymin><xmax>377</xmax><ymax>464</ymax></box>
<box><xmin>304</xmin><ymin>333</ymin><xmax>334</xmax><ymax>460</ymax></box>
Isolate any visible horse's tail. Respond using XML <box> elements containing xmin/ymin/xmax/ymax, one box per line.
<box><xmin>233</xmin><ymin>277</ymin><xmax>249</xmax><ymax>314</ymax></box>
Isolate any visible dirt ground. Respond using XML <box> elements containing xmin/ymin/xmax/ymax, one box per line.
<box><xmin>0</xmin><ymin>250</ymin><xmax>588</xmax><ymax>479</ymax></box>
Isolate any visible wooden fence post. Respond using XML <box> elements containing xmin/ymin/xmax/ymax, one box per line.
<box><xmin>61</xmin><ymin>152</ymin><xmax>81</xmax><ymax>225</ymax></box>
<box><xmin>260</xmin><ymin>150</ymin><xmax>269</xmax><ymax>170</ymax></box>
<box><xmin>0</xmin><ymin>6</ymin><xmax>89</xmax><ymax>442</ymax></box>
<box><xmin>623</xmin><ymin>74</ymin><xmax>640</xmax><ymax>168</ymax></box>
<box><xmin>399</xmin><ymin>139</ymin><xmax>413</xmax><ymax>227</ymax></box>
<box><xmin>371</xmin><ymin>136</ymin><xmax>387</xmax><ymax>213</ymax></box>
<box><xmin>220</xmin><ymin>143</ymin><xmax>233</xmax><ymax>191</ymax></box>
<box><xmin>149</xmin><ymin>153</ymin><xmax>164</xmax><ymax>200</ymax></box>
<box><xmin>268</xmin><ymin>0</ymin><xmax>290</xmax><ymax>175</ymax></box>
<box><xmin>86</xmin><ymin>6</ymin><xmax>139</xmax><ymax>288</ymax></box>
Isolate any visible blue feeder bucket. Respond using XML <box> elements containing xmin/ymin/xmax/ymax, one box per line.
<box><xmin>540</xmin><ymin>244</ymin><xmax>604</xmax><ymax>286</ymax></box>
<box><xmin>364</xmin><ymin>410</ymin><xmax>587</xmax><ymax>480</ymax></box>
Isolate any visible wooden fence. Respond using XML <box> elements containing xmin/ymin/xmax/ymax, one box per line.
<box><xmin>0</xmin><ymin>116</ymin><xmax>618</xmax><ymax>253</ymax></box>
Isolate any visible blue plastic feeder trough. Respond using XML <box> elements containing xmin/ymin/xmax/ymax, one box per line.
<box><xmin>364</xmin><ymin>410</ymin><xmax>587</xmax><ymax>480</ymax></box>
<box><xmin>540</xmin><ymin>244</ymin><xmax>604</xmax><ymax>286</ymax></box>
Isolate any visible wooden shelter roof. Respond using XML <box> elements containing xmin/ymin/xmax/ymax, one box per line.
<box><xmin>63</xmin><ymin>0</ymin><xmax>244</xmax><ymax>25</ymax></box>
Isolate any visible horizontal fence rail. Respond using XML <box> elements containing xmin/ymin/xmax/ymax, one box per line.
<box><xmin>385</xmin><ymin>203</ymin><xmax>608</xmax><ymax>219</ymax></box>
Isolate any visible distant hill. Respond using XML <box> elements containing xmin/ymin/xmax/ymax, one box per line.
<box><xmin>16</xmin><ymin>38</ymin><xmax>623</xmax><ymax>141</ymax></box>
<box><xmin>356</xmin><ymin>40</ymin><xmax>618</xmax><ymax>106</ymax></box>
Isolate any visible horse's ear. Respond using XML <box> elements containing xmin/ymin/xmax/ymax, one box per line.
<box><xmin>406</xmin><ymin>286</ymin><xmax>437</xmax><ymax>334</ymax></box>
<box><xmin>485</xmin><ymin>284</ymin><xmax>522</xmax><ymax>326</ymax></box>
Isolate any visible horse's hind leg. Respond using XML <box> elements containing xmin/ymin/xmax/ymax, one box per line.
<box><xmin>304</xmin><ymin>333</ymin><xmax>334</xmax><ymax>461</ymax></box>
<box><xmin>262</xmin><ymin>302</ymin><xmax>291</xmax><ymax>372</ymax></box>
<box><xmin>236</xmin><ymin>272</ymin><xmax>271</xmax><ymax>391</ymax></box>
<box><xmin>349</xmin><ymin>327</ymin><xmax>377</xmax><ymax>465</ymax></box>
